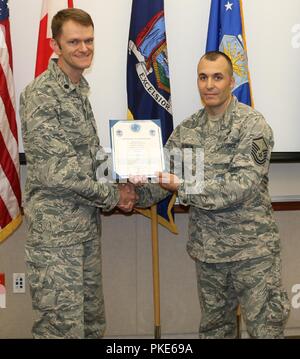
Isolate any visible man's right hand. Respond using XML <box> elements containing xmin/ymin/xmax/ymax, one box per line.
<box><xmin>117</xmin><ymin>183</ymin><xmax>138</xmax><ymax>213</ymax></box>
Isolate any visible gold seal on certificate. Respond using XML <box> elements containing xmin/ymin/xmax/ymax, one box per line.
<box><xmin>110</xmin><ymin>119</ymin><xmax>165</xmax><ymax>179</ymax></box>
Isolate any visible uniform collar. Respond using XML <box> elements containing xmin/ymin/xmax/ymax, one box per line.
<box><xmin>48</xmin><ymin>59</ymin><xmax>90</xmax><ymax>97</ymax></box>
<box><xmin>222</xmin><ymin>95</ymin><xmax>239</xmax><ymax>128</ymax></box>
<box><xmin>201</xmin><ymin>95</ymin><xmax>239</xmax><ymax>129</ymax></box>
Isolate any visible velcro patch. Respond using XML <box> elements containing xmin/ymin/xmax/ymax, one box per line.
<box><xmin>251</xmin><ymin>137</ymin><xmax>268</xmax><ymax>165</ymax></box>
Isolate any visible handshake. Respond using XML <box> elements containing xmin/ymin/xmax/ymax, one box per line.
<box><xmin>116</xmin><ymin>173</ymin><xmax>181</xmax><ymax>213</ymax></box>
<box><xmin>116</xmin><ymin>182</ymin><xmax>138</xmax><ymax>213</ymax></box>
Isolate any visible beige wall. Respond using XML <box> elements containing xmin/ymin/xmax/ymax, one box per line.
<box><xmin>1</xmin><ymin>169</ymin><xmax>300</xmax><ymax>338</ymax></box>
<box><xmin>3</xmin><ymin>110</ymin><xmax>299</xmax><ymax>340</ymax></box>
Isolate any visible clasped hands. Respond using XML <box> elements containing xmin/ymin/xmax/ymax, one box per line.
<box><xmin>117</xmin><ymin>182</ymin><xmax>138</xmax><ymax>213</ymax></box>
<box><xmin>116</xmin><ymin>172</ymin><xmax>180</xmax><ymax>213</ymax></box>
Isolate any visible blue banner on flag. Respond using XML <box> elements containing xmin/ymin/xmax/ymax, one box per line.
<box><xmin>206</xmin><ymin>0</ymin><xmax>252</xmax><ymax>106</ymax></box>
<box><xmin>127</xmin><ymin>0</ymin><xmax>177</xmax><ymax>234</ymax></box>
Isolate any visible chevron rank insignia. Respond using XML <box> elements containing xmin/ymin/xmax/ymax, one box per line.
<box><xmin>251</xmin><ymin>136</ymin><xmax>268</xmax><ymax>165</ymax></box>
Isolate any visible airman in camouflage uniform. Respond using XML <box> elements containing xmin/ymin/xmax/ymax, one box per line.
<box><xmin>136</xmin><ymin>51</ymin><xmax>290</xmax><ymax>338</ymax></box>
<box><xmin>20</xmin><ymin>9</ymin><xmax>136</xmax><ymax>339</ymax></box>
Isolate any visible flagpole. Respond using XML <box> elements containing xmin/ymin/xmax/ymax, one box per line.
<box><xmin>150</xmin><ymin>204</ymin><xmax>161</xmax><ymax>339</ymax></box>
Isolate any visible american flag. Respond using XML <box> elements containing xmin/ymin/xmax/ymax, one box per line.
<box><xmin>35</xmin><ymin>0</ymin><xmax>74</xmax><ymax>77</ymax></box>
<box><xmin>0</xmin><ymin>0</ymin><xmax>22</xmax><ymax>242</ymax></box>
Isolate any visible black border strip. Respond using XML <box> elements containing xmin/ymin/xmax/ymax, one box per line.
<box><xmin>270</xmin><ymin>152</ymin><xmax>300</xmax><ymax>163</ymax></box>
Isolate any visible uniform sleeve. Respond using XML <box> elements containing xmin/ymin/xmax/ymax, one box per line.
<box><xmin>177</xmin><ymin>114</ymin><xmax>274</xmax><ymax>210</ymax></box>
<box><xmin>20</xmin><ymin>91</ymin><xmax>119</xmax><ymax>211</ymax></box>
<box><xmin>135</xmin><ymin>183</ymin><xmax>169</xmax><ymax>208</ymax></box>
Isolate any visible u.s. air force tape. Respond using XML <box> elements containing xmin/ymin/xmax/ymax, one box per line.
<box><xmin>251</xmin><ymin>136</ymin><xmax>268</xmax><ymax>165</ymax></box>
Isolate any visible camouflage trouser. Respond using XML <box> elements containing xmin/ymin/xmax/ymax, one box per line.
<box><xmin>25</xmin><ymin>239</ymin><xmax>105</xmax><ymax>339</ymax></box>
<box><xmin>195</xmin><ymin>254</ymin><xmax>290</xmax><ymax>339</ymax></box>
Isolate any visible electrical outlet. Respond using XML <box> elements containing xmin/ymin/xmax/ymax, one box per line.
<box><xmin>13</xmin><ymin>273</ymin><xmax>25</xmax><ymax>293</ymax></box>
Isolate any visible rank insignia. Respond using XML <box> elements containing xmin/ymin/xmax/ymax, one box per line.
<box><xmin>251</xmin><ymin>136</ymin><xmax>268</xmax><ymax>165</ymax></box>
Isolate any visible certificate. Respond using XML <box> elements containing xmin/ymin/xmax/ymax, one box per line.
<box><xmin>110</xmin><ymin>119</ymin><xmax>165</xmax><ymax>179</ymax></box>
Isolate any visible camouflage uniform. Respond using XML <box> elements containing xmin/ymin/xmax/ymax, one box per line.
<box><xmin>137</xmin><ymin>97</ymin><xmax>290</xmax><ymax>338</ymax></box>
<box><xmin>20</xmin><ymin>59</ymin><xmax>120</xmax><ymax>338</ymax></box>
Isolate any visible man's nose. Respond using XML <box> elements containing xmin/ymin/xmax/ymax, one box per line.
<box><xmin>78</xmin><ymin>41</ymin><xmax>88</xmax><ymax>51</ymax></box>
<box><xmin>206</xmin><ymin>77</ymin><xmax>214</xmax><ymax>89</ymax></box>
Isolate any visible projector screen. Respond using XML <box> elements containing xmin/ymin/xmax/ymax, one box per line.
<box><xmin>10</xmin><ymin>0</ymin><xmax>300</xmax><ymax>160</ymax></box>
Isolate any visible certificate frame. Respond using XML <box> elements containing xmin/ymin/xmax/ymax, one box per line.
<box><xmin>110</xmin><ymin>119</ymin><xmax>165</xmax><ymax>179</ymax></box>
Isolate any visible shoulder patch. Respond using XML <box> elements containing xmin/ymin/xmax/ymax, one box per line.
<box><xmin>251</xmin><ymin>136</ymin><xmax>268</xmax><ymax>165</ymax></box>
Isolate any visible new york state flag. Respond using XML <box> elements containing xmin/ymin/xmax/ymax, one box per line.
<box><xmin>127</xmin><ymin>0</ymin><xmax>177</xmax><ymax>234</ymax></box>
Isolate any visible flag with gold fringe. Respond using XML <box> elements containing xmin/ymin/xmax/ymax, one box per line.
<box><xmin>127</xmin><ymin>0</ymin><xmax>177</xmax><ymax>234</ymax></box>
<box><xmin>206</xmin><ymin>0</ymin><xmax>253</xmax><ymax>106</ymax></box>
<box><xmin>0</xmin><ymin>0</ymin><xmax>22</xmax><ymax>242</ymax></box>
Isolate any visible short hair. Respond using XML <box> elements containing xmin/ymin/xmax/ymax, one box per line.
<box><xmin>51</xmin><ymin>8</ymin><xmax>94</xmax><ymax>41</ymax></box>
<box><xmin>200</xmin><ymin>51</ymin><xmax>233</xmax><ymax>76</ymax></box>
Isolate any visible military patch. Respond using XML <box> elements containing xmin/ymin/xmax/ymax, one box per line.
<box><xmin>251</xmin><ymin>137</ymin><xmax>268</xmax><ymax>165</ymax></box>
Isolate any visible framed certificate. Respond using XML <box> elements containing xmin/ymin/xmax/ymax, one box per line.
<box><xmin>110</xmin><ymin>119</ymin><xmax>165</xmax><ymax>179</ymax></box>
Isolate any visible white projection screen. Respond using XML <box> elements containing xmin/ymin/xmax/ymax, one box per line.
<box><xmin>9</xmin><ymin>0</ymin><xmax>300</xmax><ymax>162</ymax></box>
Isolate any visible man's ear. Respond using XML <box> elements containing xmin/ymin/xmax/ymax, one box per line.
<box><xmin>50</xmin><ymin>38</ymin><xmax>61</xmax><ymax>56</ymax></box>
<box><xmin>230</xmin><ymin>76</ymin><xmax>235</xmax><ymax>90</ymax></box>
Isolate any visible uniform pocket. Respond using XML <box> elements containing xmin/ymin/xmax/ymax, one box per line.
<box><xmin>267</xmin><ymin>286</ymin><xmax>290</xmax><ymax>328</ymax></box>
<box><xmin>26</xmin><ymin>261</ymin><xmax>57</xmax><ymax>310</ymax></box>
<box><xmin>25</xmin><ymin>247</ymin><xmax>59</xmax><ymax>311</ymax></box>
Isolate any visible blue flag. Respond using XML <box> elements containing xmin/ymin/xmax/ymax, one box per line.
<box><xmin>127</xmin><ymin>0</ymin><xmax>177</xmax><ymax>234</ymax></box>
<box><xmin>206</xmin><ymin>0</ymin><xmax>253</xmax><ymax>106</ymax></box>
